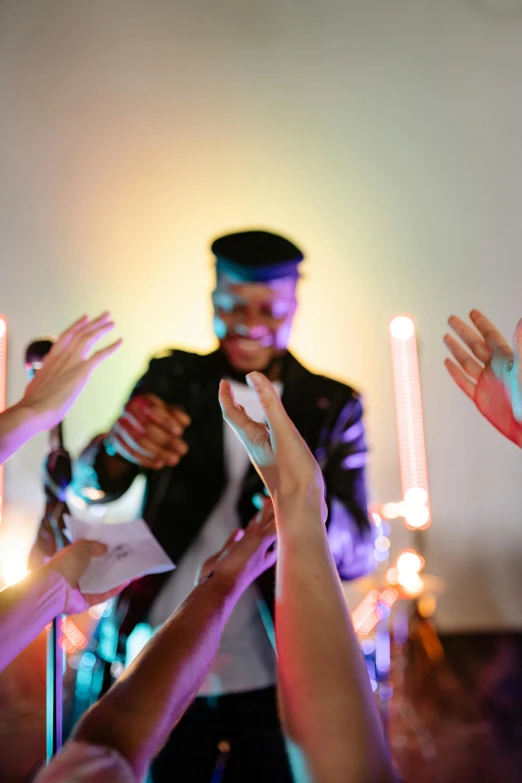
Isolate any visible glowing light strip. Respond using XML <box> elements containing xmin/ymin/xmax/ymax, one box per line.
<box><xmin>0</xmin><ymin>315</ymin><xmax>6</xmax><ymax>524</ymax></box>
<box><xmin>389</xmin><ymin>316</ymin><xmax>431</xmax><ymax>528</ymax></box>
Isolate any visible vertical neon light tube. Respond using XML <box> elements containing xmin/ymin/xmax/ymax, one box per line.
<box><xmin>389</xmin><ymin>315</ymin><xmax>431</xmax><ymax>530</ymax></box>
<box><xmin>0</xmin><ymin>315</ymin><xmax>6</xmax><ymax>523</ymax></box>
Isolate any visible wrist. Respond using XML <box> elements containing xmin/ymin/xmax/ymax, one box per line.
<box><xmin>34</xmin><ymin>564</ymin><xmax>69</xmax><ymax>613</ymax></box>
<box><xmin>199</xmin><ymin>568</ymin><xmax>244</xmax><ymax>604</ymax></box>
<box><xmin>274</xmin><ymin>501</ymin><xmax>328</xmax><ymax>545</ymax></box>
<box><xmin>274</xmin><ymin>490</ymin><xmax>326</xmax><ymax>524</ymax></box>
<box><xmin>7</xmin><ymin>401</ymin><xmax>45</xmax><ymax>438</ymax></box>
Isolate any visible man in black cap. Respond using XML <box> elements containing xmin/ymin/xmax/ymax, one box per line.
<box><xmin>71</xmin><ymin>229</ymin><xmax>374</xmax><ymax>783</ymax></box>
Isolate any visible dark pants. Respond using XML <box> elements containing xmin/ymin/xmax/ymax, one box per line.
<box><xmin>150</xmin><ymin>686</ymin><xmax>295</xmax><ymax>783</ymax></box>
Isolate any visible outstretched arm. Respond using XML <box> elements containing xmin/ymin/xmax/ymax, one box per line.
<box><xmin>0</xmin><ymin>540</ymin><xmax>124</xmax><ymax>673</ymax></box>
<box><xmin>219</xmin><ymin>372</ymin><xmax>395</xmax><ymax>783</ymax></box>
<box><xmin>70</xmin><ymin>510</ymin><xmax>276</xmax><ymax>782</ymax></box>
<box><xmin>0</xmin><ymin>313</ymin><xmax>120</xmax><ymax>465</ymax></box>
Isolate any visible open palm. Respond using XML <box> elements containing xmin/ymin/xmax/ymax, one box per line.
<box><xmin>218</xmin><ymin>372</ymin><xmax>326</xmax><ymax>516</ymax></box>
<box><xmin>444</xmin><ymin>310</ymin><xmax>522</xmax><ymax>447</ymax></box>
<box><xmin>197</xmin><ymin>501</ymin><xmax>277</xmax><ymax>593</ymax></box>
<box><xmin>23</xmin><ymin>312</ymin><xmax>121</xmax><ymax>432</ymax></box>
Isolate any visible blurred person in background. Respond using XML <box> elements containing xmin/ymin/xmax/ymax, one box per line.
<box><xmin>71</xmin><ymin>229</ymin><xmax>375</xmax><ymax>783</ymax></box>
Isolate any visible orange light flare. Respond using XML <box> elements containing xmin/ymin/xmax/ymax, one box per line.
<box><xmin>386</xmin><ymin>547</ymin><xmax>427</xmax><ymax>598</ymax></box>
<box><xmin>351</xmin><ymin>587</ymin><xmax>399</xmax><ymax>638</ymax></box>
<box><xmin>59</xmin><ymin>617</ymin><xmax>88</xmax><ymax>654</ymax></box>
<box><xmin>389</xmin><ymin>315</ymin><xmax>431</xmax><ymax>530</ymax></box>
<box><xmin>0</xmin><ymin>315</ymin><xmax>6</xmax><ymax>525</ymax></box>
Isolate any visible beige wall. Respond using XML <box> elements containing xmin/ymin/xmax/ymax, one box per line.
<box><xmin>1</xmin><ymin>0</ymin><xmax>522</xmax><ymax>630</ymax></box>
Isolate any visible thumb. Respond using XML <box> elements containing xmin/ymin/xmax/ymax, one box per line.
<box><xmin>69</xmin><ymin>539</ymin><xmax>107</xmax><ymax>557</ymax></box>
<box><xmin>68</xmin><ymin>539</ymin><xmax>107</xmax><ymax>565</ymax></box>
<box><xmin>83</xmin><ymin>540</ymin><xmax>108</xmax><ymax>557</ymax></box>
<box><xmin>50</xmin><ymin>539</ymin><xmax>107</xmax><ymax>586</ymax></box>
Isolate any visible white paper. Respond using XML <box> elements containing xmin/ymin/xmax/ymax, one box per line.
<box><xmin>64</xmin><ymin>516</ymin><xmax>175</xmax><ymax>593</ymax></box>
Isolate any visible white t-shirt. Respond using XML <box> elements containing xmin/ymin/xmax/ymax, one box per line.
<box><xmin>148</xmin><ymin>379</ymin><xmax>280</xmax><ymax>696</ymax></box>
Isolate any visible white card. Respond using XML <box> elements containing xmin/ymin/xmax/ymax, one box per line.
<box><xmin>64</xmin><ymin>516</ymin><xmax>175</xmax><ymax>593</ymax></box>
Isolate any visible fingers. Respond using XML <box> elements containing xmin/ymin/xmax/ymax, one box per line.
<box><xmin>67</xmin><ymin>539</ymin><xmax>107</xmax><ymax>558</ymax></box>
<box><xmin>225</xmin><ymin>529</ymin><xmax>245</xmax><ymax>547</ymax></box>
<box><xmin>443</xmin><ymin>334</ymin><xmax>483</xmax><ymax>381</ymax></box>
<box><xmin>246</xmin><ymin>372</ymin><xmax>288</xmax><ymax>432</ymax></box>
<box><xmin>52</xmin><ymin>538</ymin><xmax>107</xmax><ymax>585</ymax></box>
<box><xmin>116</xmin><ymin>409</ymin><xmax>188</xmax><ymax>465</ymax></box>
<box><xmin>107</xmin><ymin>426</ymin><xmax>165</xmax><ymax>469</ymax></box>
<box><xmin>444</xmin><ymin>358</ymin><xmax>476</xmax><ymax>400</ymax></box>
<box><xmin>250</xmin><ymin>499</ymin><xmax>275</xmax><ymax>530</ymax></box>
<box><xmin>112</xmin><ymin>419</ymin><xmax>160</xmax><ymax>460</ymax></box>
<box><xmin>218</xmin><ymin>379</ymin><xmax>253</xmax><ymax>429</ymax></box>
<box><xmin>142</xmin><ymin>397</ymin><xmax>191</xmax><ymax>435</ymax></box>
<box><xmin>131</xmin><ymin>395</ymin><xmax>191</xmax><ymax>436</ymax></box>
<box><xmin>470</xmin><ymin>309</ymin><xmax>511</xmax><ymax>354</ymax></box>
<box><xmin>66</xmin><ymin>319</ymin><xmax>116</xmax><ymax>362</ymax></box>
<box><xmin>215</xmin><ymin>529</ymin><xmax>246</xmax><ymax>557</ymax></box>
<box><xmin>262</xmin><ymin>539</ymin><xmax>278</xmax><ymax>570</ymax></box>
<box><xmin>52</xmin><ymin>314</ymin><xmax>90</xmax><ymax>352</ymax></box>
<box><xmin>218</xmin><ymin>379</ymin><xmax>270</xmax><ymax>446</ymax></box>
<box><xmin>86</xmin><ymin>338</ymin><xmax>123</xmax><ymax>371</ymax></box>
<box><xmin>43</xmin><ymin>313</ymin><xmax>117</xmax><ymax>373</ymax></box>
<box><xmin>83</xmin><ymin>540</ymin><xmax>108</xmax><ymax>557</ymax></box>
<box><xmin>124</xmin><ymin>417</ymin><xmax>188</xmax><ymax>461</ymax></box>
<box><xmin>447</xmin><ymin>316</ymin><xmax>491</xmax><ymax>364</ymax></box>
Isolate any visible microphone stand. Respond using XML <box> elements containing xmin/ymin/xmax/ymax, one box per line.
<box><xmin>40</xmin><ymin>423</ymin><xmax>72</xmax><ymax>762</ymax></box>
<box><xmin>24</xmin><ymin>338</ymin><xmax>73</xmax><ymax>762</ymax></box>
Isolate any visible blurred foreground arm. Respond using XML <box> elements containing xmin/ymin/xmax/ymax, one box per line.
<box><xmin>0</xmin><ymin>540</ymin><xmax>124</xmax><ymax>673</ymax></box>
<box><xmin>69</xmin><ymin>509</ymin><xmax>276</xmax><ymax>781</ymax></box>
<box><xmin>219</xmin><ymin>372</ymin><xmax>395</xmax><ymax>783</ymax></box>
<box><xmin>444</xmin><ymin>309</ymin><xmax>522</xmax><ymax>447</ymax></box>
<box><xmin>0</xmin><ymin>313</ymin><xmax>121</xmax><ymax>465</ymax></box>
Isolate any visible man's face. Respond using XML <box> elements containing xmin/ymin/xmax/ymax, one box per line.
<box><xmin>212</xmin><ymin>273</ymin><xmax>298</xmax><ymax>372</ymax></box>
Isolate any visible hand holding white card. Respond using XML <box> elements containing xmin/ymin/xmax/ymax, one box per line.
<box><xmin>64</xmin><ymin>516</ymin><xmax>175</xmax><ymax>593</ymax></box>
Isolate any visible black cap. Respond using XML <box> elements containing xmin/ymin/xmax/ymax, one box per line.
<box><xmin>211</xmin><ymin>229</ymin><xmax>304</xmax><ymax>282</ymax></box>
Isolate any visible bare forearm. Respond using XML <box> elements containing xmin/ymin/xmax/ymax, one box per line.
<box><xmin>73</xmin><ymin>574</ymin><xmax>240</xmax><ymax>780</ymax></box>
<box><xmin>275</xmin><ymin>511</ymin><xmax>393</xmax><ymax>783</ymax></box>
<box><xmin>0</xmin><ymin>403</ymin><xmax>42</xmax><ymax>464</ymax></box>
<box><xmin>0</xmin><ymin>568</ymin><xmax>66</xmax><ymax>671</ymax></box>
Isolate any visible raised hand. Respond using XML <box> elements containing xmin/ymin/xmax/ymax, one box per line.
<box><xmin>197</xmin><ymin>500</ymin><xmax>277</xmax><ymax>592</ymax></box>
<box><xmin>106</xmin><ymin>393</ymin><xmax>191</xmax><ymax>470</ymax></box>
<box><xmin>444</xmin><ymin>309</ymin><xmax>522</xmax><ymax>447</ymax></box>
<box><xmin>218</xmin><ymin>371</ymin><xmax>326</xmax><ymax>520</ymax></box>
<box><xmin>45</xmin><ymin>539</ymin><xmax>129</xmax><ymax>615</ymax></box>
<box><xmin>21</xmin><ymin>312</ymin><xmax>121</xmax><ymax>431</ymax></box>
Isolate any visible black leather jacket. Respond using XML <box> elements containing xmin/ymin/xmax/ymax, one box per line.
<box><xmin>73</xmin><ymin>348</ymin><xmax>374</xmax><ymax>645</ymax></box>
